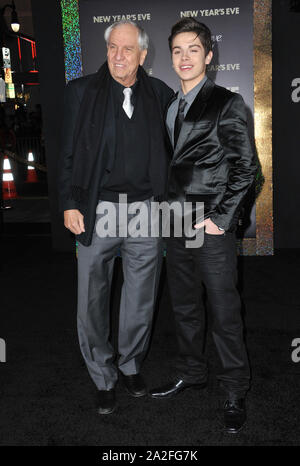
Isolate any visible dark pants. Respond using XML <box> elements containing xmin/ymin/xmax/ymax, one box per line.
<box><xmin>166</xmin><ymin>231</ymin><xmax>250</xmax><ymax>398</ymax></box>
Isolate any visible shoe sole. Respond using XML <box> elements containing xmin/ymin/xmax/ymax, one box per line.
<box><xmin>219</xmin><ymin>416</ymin><xmax>246</xmax><ymax>434</ymax></box>
<box><xmin>223</xmin><ymin>424</ymin><xmax>245</xmax><ymax>434</ymax></box>
<box><xmin>97</xmin><ymin>405</ymin><xmax>117</xmax><ymax>415</ymax></box>
<box><xmin>124</xmin><ymin>385</ymin><xmax>147</xmax><ymax>398</ymax></box>
<box><xmin>150</xmin><ymin>383</ymin><xmax>207</xmax><ymax>399</ymax></box>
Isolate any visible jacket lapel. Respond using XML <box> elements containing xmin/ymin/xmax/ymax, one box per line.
<box><xmin>72</xmin><ymin>62</ymin><xmax>111</xmax><ymax>190</ymax></box>
<box><xmin>165</xmin><ymin>92</ymin><xmax>178</xmax><ymax>120</ymax></box>
<box><xmin>173</xmin><ymin>78</ymin><xmax>215</xmax><ymax>160</ymax></box>
<box><xmin>164</xmin><ymin>92</ymin><xmax>178</xmax><ymax>148</ymax></box>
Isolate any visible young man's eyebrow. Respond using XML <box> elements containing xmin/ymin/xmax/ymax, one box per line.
<box><xmin>172</xmin><ymin>44</ymin><xmax>201</xmax><ymax>50</ymax></box>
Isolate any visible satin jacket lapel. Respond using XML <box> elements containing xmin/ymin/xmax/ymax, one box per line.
<box><xmin>164</xmin><ymin>92</ymin><xmax>178</xmax><ymax>149</ymax></box>
<box><xmin>173</xmin><ymin>78</ymin><xmax>215</xmax><ymax>160</ymax></box>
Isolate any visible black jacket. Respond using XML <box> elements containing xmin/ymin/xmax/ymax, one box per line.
<box><xmin>167</xmin><ymin>78</ymin><xmax>256</xmax><ymax>231</ymax></box>
<box><xmin>58</xmin><ymin>69</ymin><xmax>174</xmax><ymax>246</ymax></box>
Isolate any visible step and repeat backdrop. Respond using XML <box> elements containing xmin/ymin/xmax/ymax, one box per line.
<box><xmin>60</xmin><ymin>0</ymin><xmax>272</xmax><ymax>255</ymax></box>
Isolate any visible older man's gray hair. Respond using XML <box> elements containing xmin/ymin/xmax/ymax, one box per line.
<box><xmin>104</xmin><ymin>20</ymin><xmax>149</xmax><ymax>50</ymax></box>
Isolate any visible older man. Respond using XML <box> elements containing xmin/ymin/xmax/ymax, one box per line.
<box><xmin>58</xmin><ymin>21</ymin><xmax>173</xmax><ymax>414</ymax></box>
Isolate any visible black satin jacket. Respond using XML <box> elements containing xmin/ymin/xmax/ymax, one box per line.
<box><xmin>167</xmin><ymin>78</ymin><xmax>257</xmax><ymax>231</ymax></box>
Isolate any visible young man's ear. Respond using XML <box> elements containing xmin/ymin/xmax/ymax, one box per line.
<box><xmin>205</xmin><ymin>51</ymin><xmax>213</xmax><ymax>65</ymax></box>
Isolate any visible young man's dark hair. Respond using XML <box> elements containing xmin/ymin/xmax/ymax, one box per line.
<box><xmin>168</xmin><ymin>18</ymin><xmax>212</xmax><ymax>56</ymax></box>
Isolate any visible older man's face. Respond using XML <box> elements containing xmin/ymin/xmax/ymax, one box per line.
<box><xmin>107</xmin><ymin>24</ymin><xmax>147</xmax><ymax>87</ymax></box>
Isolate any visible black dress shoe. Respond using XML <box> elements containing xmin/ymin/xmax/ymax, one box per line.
<box><xmin>122</xmin><ymin>374</ymin><xmax>147</xmax><ymax>397</ymax></box>
<box><xmin>223</xmin><ymin>398</ymin><xmax>246</xmax><ymax>433</ymax></box>
<box><xmin>149</xmin><ymin>378</ymin><xmax>207</xmax><ymax>399</ymax></box>
<box><xmin>97</xmin><ymin>389</ymin><xmax>116</xmax><ymax>415</ymax></box>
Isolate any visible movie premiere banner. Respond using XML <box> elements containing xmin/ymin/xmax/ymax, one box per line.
<box><xmin>61</xmin><ymin>0</ymin><xmax>273</xmax><ymax>255</ymax></box>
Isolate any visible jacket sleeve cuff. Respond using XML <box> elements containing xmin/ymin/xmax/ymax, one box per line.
<box><xmin>209</xmin><ymin>213</ymin><xmax>229</xmax><ymax>231</ymax></box>
<box><xmin>59</xmin><ymin>199</ymin><xmax>79</xmax><ymax>213</ymax></box>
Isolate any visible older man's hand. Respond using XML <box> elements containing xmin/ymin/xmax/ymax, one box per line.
<box><xmin>64</xmin><ymin>209</ymin><xmax>85</xmax><ymax>235</ymax></box>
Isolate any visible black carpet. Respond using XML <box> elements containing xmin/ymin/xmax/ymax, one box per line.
<box><xmin>1</xmin><ymin>234</ymin><xmax>300</xmax><ymax>446</ymax></box>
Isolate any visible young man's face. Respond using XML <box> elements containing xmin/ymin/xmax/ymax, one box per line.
<box><xmin>171</xmin><ymin>32</ymin><xmax>213</xmax><ymax>90</ymax></box>
<box><xmin>107</xmin><ymin>24</ymin><xmax>147</xmax><ymax>87</ymax></box>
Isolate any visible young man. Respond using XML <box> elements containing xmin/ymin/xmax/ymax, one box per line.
<box><xmin>150</xmin><ymin>18</ymin><xmax>256</xmax><ymax>434</ymax></box>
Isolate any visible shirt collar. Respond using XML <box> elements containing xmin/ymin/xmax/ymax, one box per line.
<box><xmin>178</xmin><ymin>75</ymin><xmax>207</xmax><ymax>105</ymax></box>
<box><xmin>111</xmin><ymin>77</ymin><xmax>139</xmax><ymax>100</ymax></box>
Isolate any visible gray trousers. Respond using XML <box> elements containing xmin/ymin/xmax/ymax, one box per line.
<box><xmin>77</xmin><ymin>199</ymin><xmax>162</xmax><ymax>390</ymax></box>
